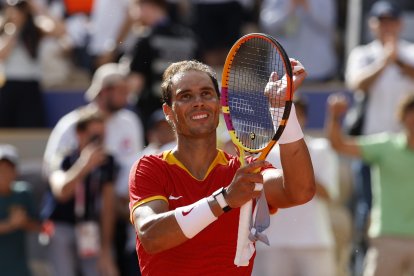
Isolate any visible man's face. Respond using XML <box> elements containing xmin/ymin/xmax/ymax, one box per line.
<box><xmin>78</xmin><ymin>121</ymin><xmax>106</xmax><ymax>149</ymax></box>
<box><xmin>370</xmin><ymin>16</ymin><xmax>402</xmax><ymax>42</ymax></box>
<box><xmin>163</xmin><ymin>70</ymin><xmax>220</xmax><ymax>138</ymax></box>
<box><xmin>102</xmin><ymin>79</ymin><xmax>129</xmax><ymax>112</ymax></box>
<box><xmin>0</xmin><ymin>160</ymin><xmax>16</xmax><ymax>190</ymax></box>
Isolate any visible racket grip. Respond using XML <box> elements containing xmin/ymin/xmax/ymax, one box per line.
<box><xmin>278</xmin><ymin>104</ymin><xmax>304</xmax><ymax>144</ymax></box>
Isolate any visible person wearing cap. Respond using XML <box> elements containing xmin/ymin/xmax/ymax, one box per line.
<box><xmin>41</xmin><ymin>110</ymin><xmax>118</xmax><ymax>276</ymax></box>
<box><xmin>346</xmin><ymin>0</ymin><xmax>414</xmax><ymax>135</ymax></box>
<box><xmin>344</xmin><ymin>2</ymin><xmax>414</xmax><ymax>273</ymax></box>
<box><xmin>0</xmin><ymin>144</ymin><xmax>40</xmax><ymax>276</ymax></box>
<box><xmin>43</xmin><ymin>62</ymin><xmax>144</xmax><ymax>274</ymax></box>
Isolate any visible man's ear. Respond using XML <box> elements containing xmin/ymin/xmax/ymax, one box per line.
<box><xmin>162</xmin><ymin>103</ymin><xmax>173</xmax><ymax>123</ymax></box>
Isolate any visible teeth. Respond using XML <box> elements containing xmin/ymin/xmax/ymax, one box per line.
<box><xmin>192</xmin><ymin>114</ymin><xmax>208</xmax><ymax>120</ymax></box>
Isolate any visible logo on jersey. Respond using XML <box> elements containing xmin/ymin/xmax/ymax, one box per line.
<box><xmin>168</xmin><ymin>195</ymin><xmax>183</xmax><ymax>200</ymax></box>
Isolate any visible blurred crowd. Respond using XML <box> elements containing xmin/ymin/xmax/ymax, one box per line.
<box><xmin>1</xmin><ymin>0</ymin><xmax>414</xmax><ymax>275</ymax></box>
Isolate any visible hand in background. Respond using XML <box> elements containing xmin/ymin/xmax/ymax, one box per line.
<box><xmin>327</xmin><ymin>93</ymin><xmax>349</xmax><ymax>119</ymax></box>
<box><xmin>8</xmin><ymin>206</ymin><xmax>29</xmax><ymax>230</ymax></box>
<box><xmin>80</xmin><ymin>143</ymin><xmax>107</xmax><ymax>172</ymax></box>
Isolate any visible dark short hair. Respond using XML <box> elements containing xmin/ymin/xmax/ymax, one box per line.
<box><xmin>75</xmin><ymin>108</ymin><xmax>105</xmax><ymax>132</ymax></box>
<box><xmin>161</xmin><ymin>60</ymin><xmax>220</xmax><ymax>106</ymax></box>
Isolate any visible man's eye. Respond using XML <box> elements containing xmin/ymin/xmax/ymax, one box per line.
<box><xmin>182</xmin><ymin>94</ymin><xmax>191</xmax><ymax>100</ymax></box>
<box><xmin>202</xmin><ymin>91</ymin><xmax>213</xmax><ymax>98</ymax></box>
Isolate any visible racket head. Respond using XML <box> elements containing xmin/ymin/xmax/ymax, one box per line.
<box><xmin>221</xmin><ymin>33</ymin><xmax>293</xmax><ymax>158</ymax></box>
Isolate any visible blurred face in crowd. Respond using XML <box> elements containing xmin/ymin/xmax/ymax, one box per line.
<box><xmin>148</xmin><ymin>120</ymin><xmax>176</xmax><ymax>147</ymax></box>
<box><xmin>0</xmin><ymin>160</ymin><xmax>16</xmax><ymax>193</ymax></box>
<box><xmin>101</xmin><ymin>79</ymin><xmax>129</xmax><ymax>113</ymax></box>
<box><xmin>77</xmin><ymin>120</ymin><xmax>106</xmax><ymax>149</ymax></box>
<box><xmin>4</xmin><ymin>1</ymin><xmax>29</xmax><ymax>28</ymax></box>
<box><xmin>369</xmin><ymin>16</ymin><xmax>402</xmax><ymax>42</ymax></box>
<box><xmin>129</xmin><ymin>0</ymin><xmax>164</xmax><ymax>26</ymax></box>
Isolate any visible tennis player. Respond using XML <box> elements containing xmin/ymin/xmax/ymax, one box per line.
<box><xmin>129</xmin><ymin>60</ymin><xmax>315</xmax><ymax>275</ymax></box>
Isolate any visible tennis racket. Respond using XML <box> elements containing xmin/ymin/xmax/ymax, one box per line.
<box><xmin>220</xmin><ymin>33</ymin><xmax>294</xmax><ymax>266</ymax></box>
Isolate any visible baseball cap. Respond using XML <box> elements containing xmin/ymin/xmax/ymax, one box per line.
<box><xmin>369</xmin><ymin>1</ymin><xmax>402</xmax><ymax>19</ymax></box>
<box><xmin>85</xmin><ymin>63</ymin><xmax>127</xmax><ymax>102</ymax></box>
<box><xmin>0</xmin><ymin>144</ymin><xmax>18</xmax><ymax>166</ymax></box>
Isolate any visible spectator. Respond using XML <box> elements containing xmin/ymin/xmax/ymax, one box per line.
<box><xmin>344</xmin><ymin>1</ymin><xmax>414</xmax><ymax>272</ymax></box>
<box><xmin>326</xmin><ymin>92</ymin><xmax>414</xmax><ymax>276</ymax></box>
<box><xmin>88</xmin><ymin>0</ymin><xmax>129</xmax><ymax>69</ymax></box>
<box><xmin>125</xmin><ymin>109</ymin><xmax>175</xmax><ymax>276</ymax></box>
<box><xmin>141</xmin><ymin>108</ymin><xmax>176</xmax><ymax>155</ymax></box>
<box><xmin>40</xmin><ymin>110</ymin><xmax>118</xmax><ymax>276</ymax></box>
<box><xmin>0</xmin><ymin>0</ymin><xmax>65</xmax><ymax>128</ymax></box>
<box><xmin>42</xmin><ymin>62</ymin><xmax>144</xmax><ymax>275</ymax></box>
<box><xmin>0</xmin><ymin>144</ymin><xmax>40</xmax><ymax>276</ymax></box>
<box><xmin>259</xmin><ymin>0</ymin><xmax>338</xmax><ymax>81</ymax></box>
<box><xmin>191</xmin><ymin>0</ymin><xmax>250</xmax><ymax>67</ymax></box>
<box><xmin>50</xmin><ymin>0</ymin><xmax>94</xmax><ymax>72</ymax></box>
<box><xmin>253</xmin><ymin>94</ymin><xmax>340</xmax><ymax>276</ymax></box>
<box><xmin>126</xmin><ymin>0</ymin><xmax>200</xmax><ymax>134</ymax></box>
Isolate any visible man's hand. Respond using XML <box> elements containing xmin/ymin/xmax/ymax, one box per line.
<box><xmin>384</xmin><ymin>33</ymin><xmax>398</xmax><ymax>65</ymax></box>
<box><xmin>224</xmin><ymin>160</ymin><xmax>269</xmax><ymax>208</ymax></box>
<box><xmin>264</xmin><ymin>58</ymin><xmax>307</xmax><ymax>108</ymax></box>
<box><xmin>327</xmin><ymin>93</ymin><xmax>349</xmax><ymax>119</ymax></box>
<box><xmin>80</xmin><ymin>144</ymin><xmax>107</xmax><ymax>172</ymax></box>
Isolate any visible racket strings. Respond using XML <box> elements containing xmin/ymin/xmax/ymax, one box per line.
<box><xmin>227</xmin><ymin>37</ymin><xmax>288</xmax><ymax>151</ymax></box>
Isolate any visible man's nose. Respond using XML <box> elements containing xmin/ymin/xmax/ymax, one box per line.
<box><xmin>192</xmin><ymin>94</ymin><xmax>205</xmax><ymax>106</ymax></box>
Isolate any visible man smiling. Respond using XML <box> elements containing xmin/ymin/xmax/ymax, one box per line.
<box><xmin>129</xmin><ymin>60</ymin><xmax>315</xmax><ymax>275</ymax></box>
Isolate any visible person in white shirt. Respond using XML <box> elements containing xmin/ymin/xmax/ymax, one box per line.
<box><xmin>253</xmin><ymin>94</ymin><xmax>339</xmax><ymax>276</ymax></box>
<box><xmin>259</xmin><ymin>0</ymin><xmax>338</xmax><ymax>81</ymax></box>
<box><xmin>43</xmin><ymin>62</ymin><xmax>145</xmax><ymax>274</ymax></box>
<box><xmin>344</xmin><ymin>2</ymin><xmax>414</xmax><ymax>274</ymax></box>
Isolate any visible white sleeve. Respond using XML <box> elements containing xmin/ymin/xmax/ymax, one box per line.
<box><xmin>112</xmin><ymin>111</ymin><xmax>145</xmax><ymax>197</ymax></box>
<box><xmin>259</xmin><ymin>0</ymin><xmax>291</xmax><ymax>34</ymax></box>
<box><xmin>88</xmin><ymin>0</ymin><xmax>129</xmax><ymax>55</ymax></box>
<box><xmin>42</xmin><ymin>114</ymin><xmax>78</xmax><ymax>176</ymax></box>
<box><xmin>309</xmin><ymin>139</ymin><xmax>339</xmax><ymax>200</ymax></box>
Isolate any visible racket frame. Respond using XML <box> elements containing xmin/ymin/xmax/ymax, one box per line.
<box><xmin>221</xmin><ymin>33</ymin><xmax>294</xmax><ymax>161</ymax></box>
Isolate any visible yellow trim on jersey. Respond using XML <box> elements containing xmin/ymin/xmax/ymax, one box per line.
<box><xmin>162</xmin><ymin>149</ymin><xmax>229</xmax><ymax>181</ymax></box>
<box><xmin>130</xmin><ymin>195</ymin><xmax>168</xmax><ymax>224</ymax></box>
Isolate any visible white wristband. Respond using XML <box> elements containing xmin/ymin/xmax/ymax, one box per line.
<box><xmin>277</xmin><ymin>104</ymin><xmax>304</xmax><ymax>144</ymax></box>
<box><xmin>174</xmin><ymin>198</ymin><xmax>217</xmax><ymax>239</ymax></box>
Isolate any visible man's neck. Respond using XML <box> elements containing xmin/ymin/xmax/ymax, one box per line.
<box><xmin>173</xmin><ymin>136</ymin><xmax>218</xmax><ymax>180</ymax></box>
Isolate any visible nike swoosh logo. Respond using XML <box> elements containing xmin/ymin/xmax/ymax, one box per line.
<box><xmin>182</xmin><ymin>207</ymin><xmax>194</xmax><ymax>216</ymax></box>
<box><xmin>168</xmin><ymin>195</ymin><xmax>183</xmax><ymax>200</ymax></box>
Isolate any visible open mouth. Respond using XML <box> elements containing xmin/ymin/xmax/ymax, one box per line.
<box><xmin>191</xmin><ymin>113</ymin><xmax>208</xmax><ymax>120</ymax></box>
